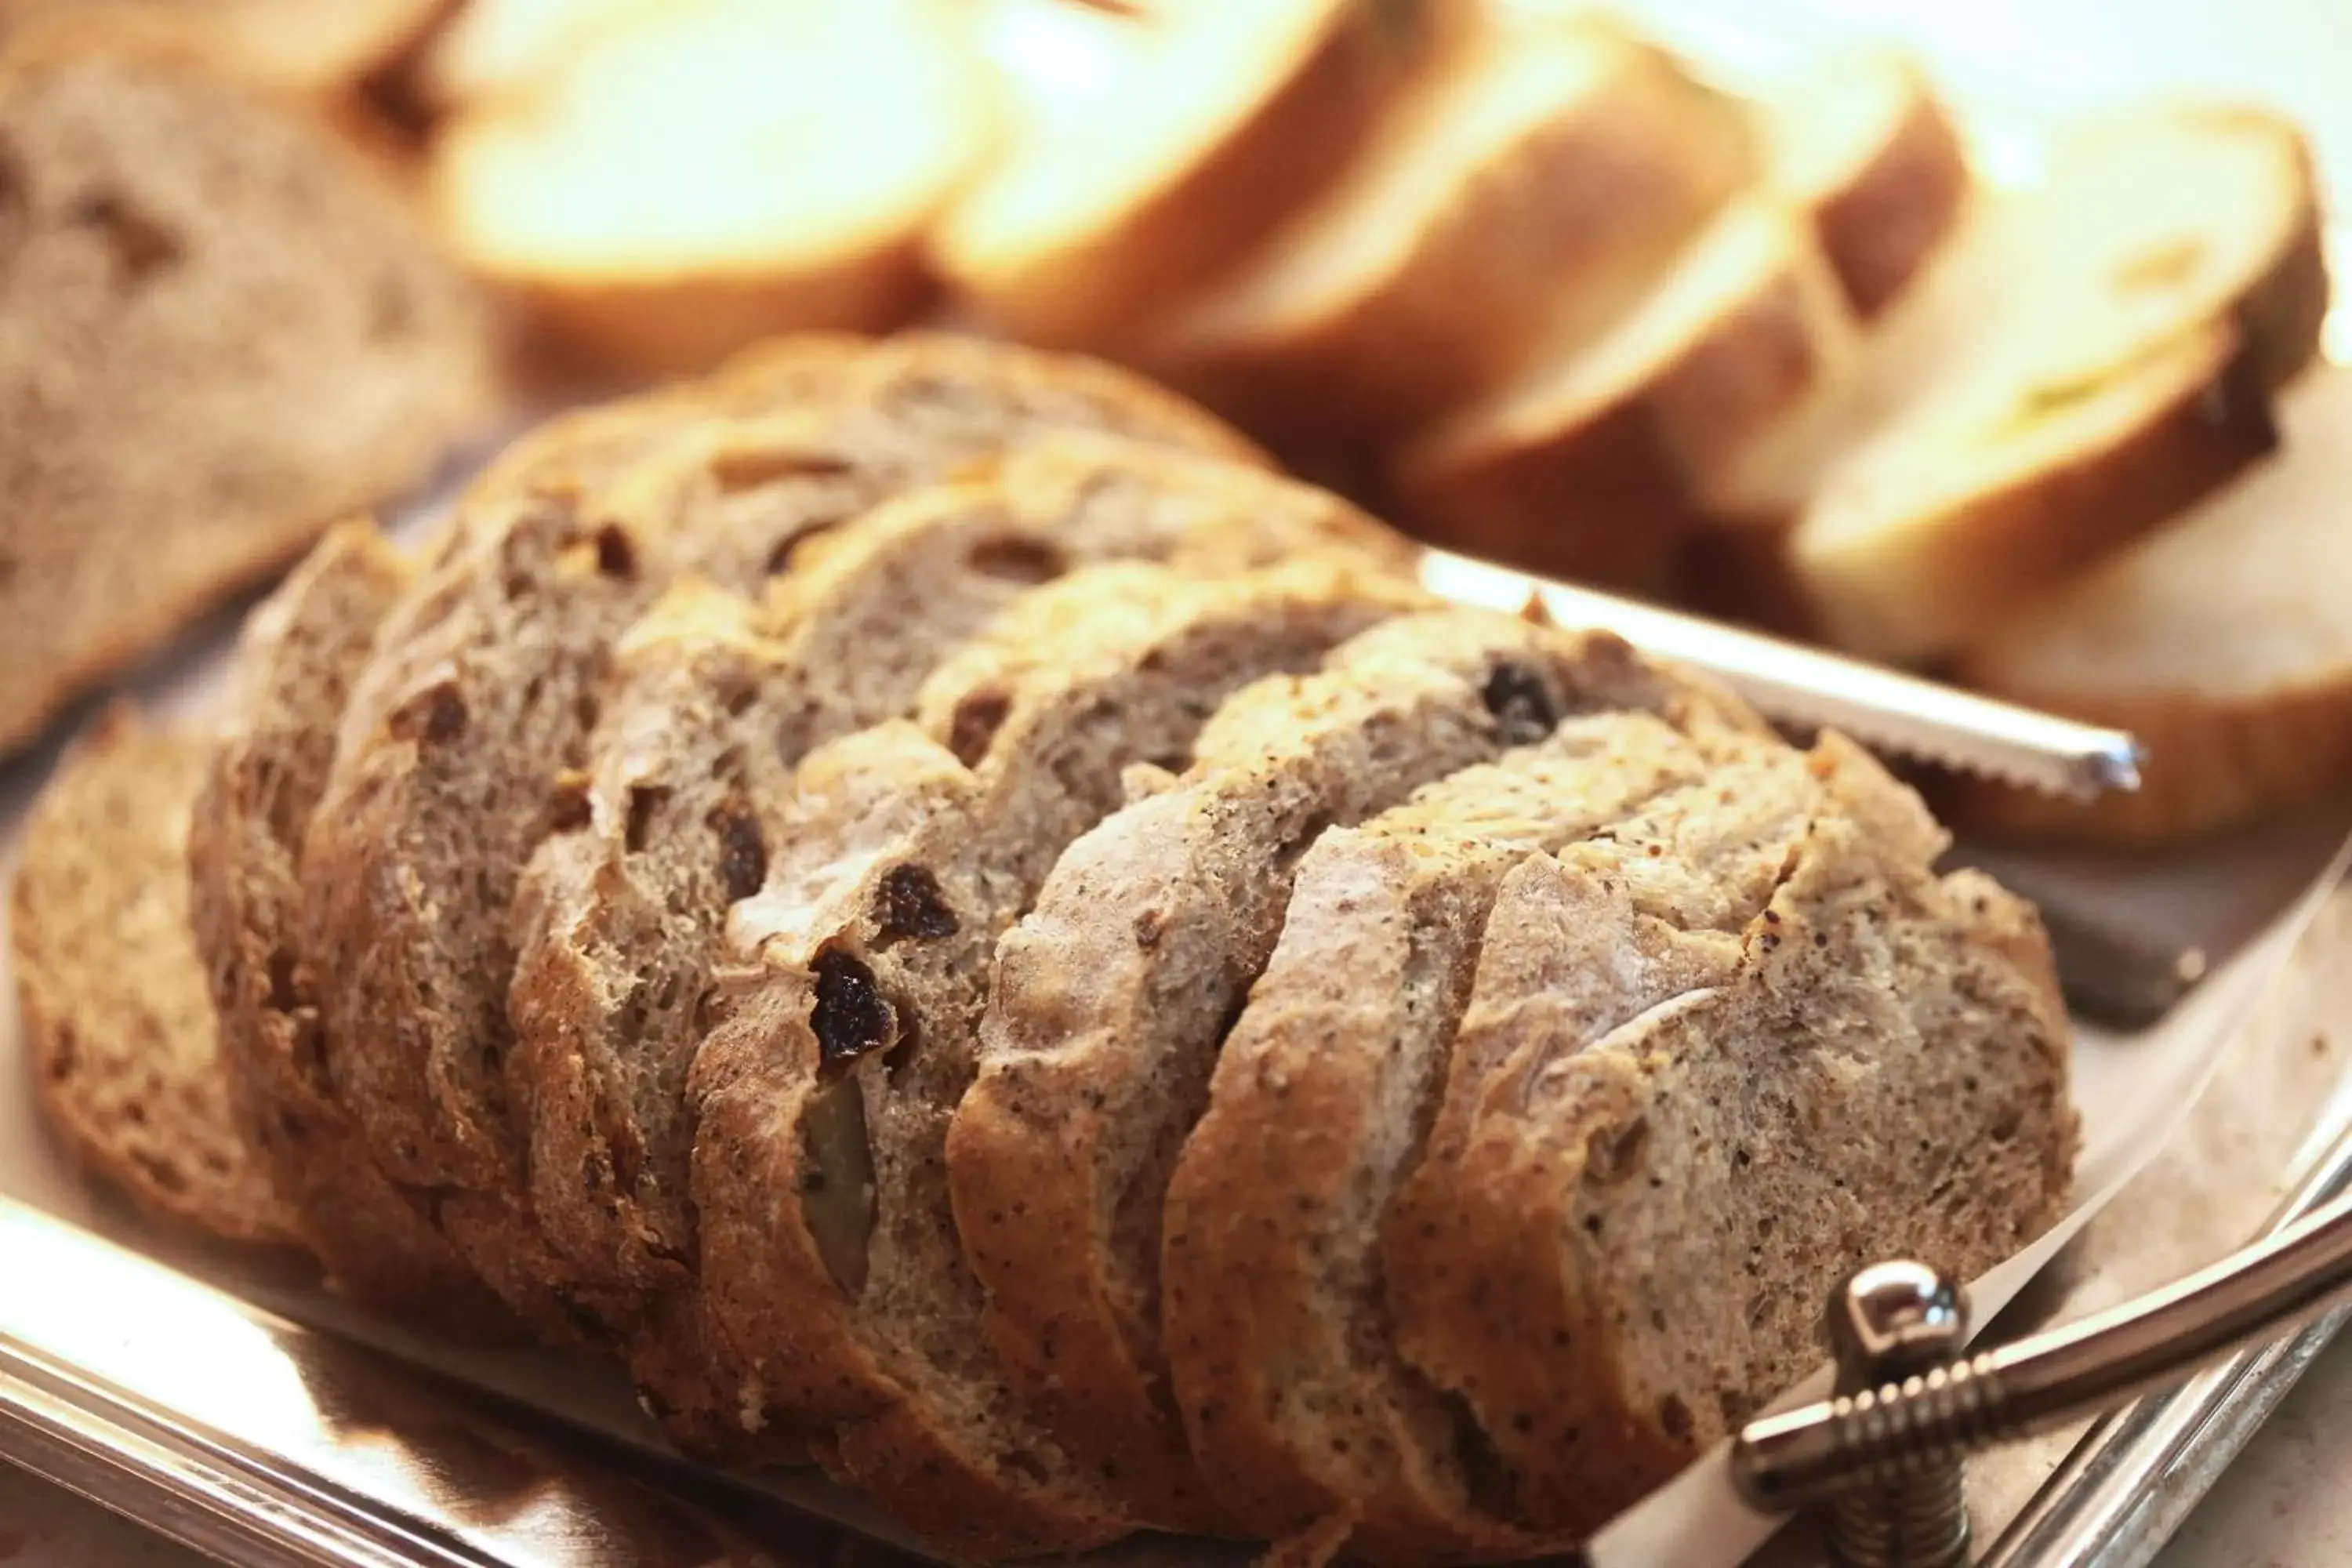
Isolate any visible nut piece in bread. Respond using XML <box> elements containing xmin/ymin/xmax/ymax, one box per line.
<box><xmin>1952</xmin><ymin>369</ymin><xmax>2352</xmax><ymax>842</ymax></box>
<box><xmin>0</xmin><ymin>24</ymin><xmax>499</xmax><ymax>757</ymax></box>
<box><xmin>934</xmin><ymin>0</ymin><xmax>1443</xmax><ymax>349</ymax></box>
<box><xmin>11</xmin><ymin>703</ymin><xmax>295</xmax><ymax>1247</ymax></box>
<box><xmin>1773</xmin><ymin>105</ymin><xmax>2325</xmax><ymax>659</ymax></box>
<box><xmin>429</xmin><ymin>0</ymin><xmax>985</xmax><ymax>376</ymax></box>
<box><xmin>1138</xmin><ymin>12</ymin><xmax>1754</xmax><ymax>445</ymax></box>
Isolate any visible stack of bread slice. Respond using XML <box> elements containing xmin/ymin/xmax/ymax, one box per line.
<box><xmin>13</xmin><ymin>330</ymin><xmax>2077</xmax><ymax>1565</ymax></box>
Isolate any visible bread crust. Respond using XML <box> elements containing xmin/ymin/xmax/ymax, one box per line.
<box><xmin>188</xmin><ymin>523</ymin><xmax>512</xmax><ymax>1327</ymax></box>
<box><xmin>1809</xmin><ymin>61</ymin><xmax>1969</xmax><ymax>318</ymax></box>
<box><xmin>936</xmin><ymin>0</ymin><xmax>1443</xmax><ymax>348</ymax></box>
<box><xmin>13</xmin><ymin>704</ymin><xmax>296</xmax><ymax>1246</ymax></box>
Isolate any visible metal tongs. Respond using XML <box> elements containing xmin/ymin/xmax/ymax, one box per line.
<box><xmin>1733</xmin><ymin>1112</ymin><xmax>2352</xmax><ymax>1566</ymax></box>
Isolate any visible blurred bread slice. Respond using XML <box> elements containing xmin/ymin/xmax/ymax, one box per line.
<box><xmin>10</xmin><ymin>703</ymin><xmax>295</xmax><ymax>1246</ymax></box>
<box><xmin>1138</xmin><ymin>13</ymin><xmax>1754</xmax><ymax>445</ymax></box>
<box><xmin>1764</xmin><ymin>107</ymin><xmax>2325</xmax><ymax>660</ymax></box>
<box><xmin>415</xmin><ymin>0</ymin><xmax>661</xmax><ymax>111</ymax></box>
<box><xmin>933</xmin><ymin>0</ymin><xmax>1445</xmax><ymax>349</ymax></box>
<box><xmin>1950</xmin><ymin>371</ymin><xmax>2352</xmax><ymax>843</ymax></box>
<box><xmin>429</xmin><ymin>0</ymin><xmax>982</xmax><ymax>375</ymax></box>
<box><xmin>1388</xmin><ymin>50</ymin><xmax>1958</xmax><ymax>590</ymax></box>
<box><xmin>0</xmin><ymin>21</ymin><xmax>499</xmax><ymax>757</ymax></box>
<box><xmin>0</xmin><ymin>0</ymin><xmax>449</xmax><ymax>97</ymax></box>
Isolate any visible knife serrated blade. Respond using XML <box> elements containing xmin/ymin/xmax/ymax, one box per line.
<box><xmin>1416</xmin><ymin>548</ymin><xmax>2143</xmax><ymax>800</ymax></box>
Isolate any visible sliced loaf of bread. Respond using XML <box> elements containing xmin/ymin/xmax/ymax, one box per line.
<box><xmin>1386</xmin><ymin>734</ymin><xmax>2074</xmax><ymax>1534</ymax></box>
<box><xmin>10</xmin><ymin>703</ymin><xmax>292</xmax><ymax>1245</ymax></box>
<box><xmin>1388</xmin><ymin>50</ymin><xmax>1963</xmax><ymax>592</ymax></box>
<box><xmin>429</xmin><ymin>0</ymin><xmax>985</xmax><ymax>376</ymax></box>
<box><xmin>304</xmin><ymin>334</ymin><xmax>1261</xmax><ymax>1340</ymax></box>
<box><xmin>1951</xmin><ymin>369</ymin><xmax>2352</xmax><ymax>841</ymax></box>
<box><xmin>187</xmin><ymin>523</ymin><xmax>509</xmax><ymax>1327</ymax></box>
<box><xmin>688</xmin><ymin>560</ymin><xmax>1421</xmax><ymax>1559</ymax></box>
<box><xmin>0</xmin><ymin>23</ymin><xmax>499</xmax><ymax>756</ymax></box>
<box><xmin>949</xmin><ymin>613</ymin><xmax>1747</xmax><ymax>1529</ymax></box>
<box><xmin>507</xmin><ymin>433</ymin><xmax>1407</xmax><ymax>1444</ymax></box>
<box><xmin>1138</xmin><ymin>12</ymin><xmax>1753</xmax><ymax>445</ymax></box>
<box><xmin>933</xmin><ymin>0</ymin><xmax>1442</xmax><ymax>348</ymax></box>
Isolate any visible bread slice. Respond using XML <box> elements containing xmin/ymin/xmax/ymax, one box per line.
<box><xmin>1141</xmin><ymin>13</ymin><xmax>1753</xmax><ymax>445</ymax></box>
<box><xmin>10</xmin><ymin>703</ymin><xmax>293</xmax><ymax>1245</ymax></box>
<box><xmin>0</xmin><ymin>0</ymin><xmax>450</xmax><ymax>97</ymax></box>
<box><xmin>1385</xmin><ymin>735</ymin><xmax>2074</xmax><ymax>1535</ymax></box>
<box><xmin>949</xmin><ymin>614</ymin><xmax>1748</xmax><ymax>1529</ymax></box>
<box><xmin>1951</xmin><ymin>369</ymin><xmax>2352</xmax><ymax>842</ymax></box>
<box><xmin>1387</xmin><ymin>50</ymin><xmax>1963</xmax><ymax>593</ymax></box>
<box><xmin>416</xmin><ymin>0</ymin><xmax>663</xmax><ymax>111</ymax></box>
<box><xmin>932</xmin><ymin>0</ymin><xmax>1442</xmax><ymax>349</ymax></box>
<box><xmin>507</xmin><ymin>434</ymin><xmax>1408</xmax><ymax>1446</ymax></box>
<box><xmin>1162</xmin><ymin>713</ymin><xmax>1805</xmax><ymax>1561</ymax></box>
<box><xmin>0</xmin><ymin>24</ymin><xmax>499</xmax><ymax>757</ymax></box>
<box><xmin>187</xmin><ymin>523</ymin><xmax>509</xmax><ymax>1327</ymax></box>
<box><xmin>1766</xmin><ymin>105</ymin><xmax>2326</xmax><ymax>659</ymax></box>
<box><xmin>428</xmin><ymin>0</ymin><xmax>985</xmax><ymax>376</ymax></box>
<box><xmin>688</xmin><ymin>559</ymin><xmax>1421</xmax><ymax>1559</ymax></box>
<box><xmin>303</xmin><ymin>333</ymin><xmax>1261</xmax><ymax>1341</ymax></box>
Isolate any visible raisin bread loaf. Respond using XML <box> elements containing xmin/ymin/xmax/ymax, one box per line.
<box><xmin>187</xmin><ymin>523</ymin><xmax>508</xmax><ymax>1327</ymax></box>
<box><xmin>303</xmin><ymin>334</ymin><xmax>1262</xmax><ymax>1340</ymax></box>
<box><xmin>1386</xmin><ymin>734</ymin><xmax>2074</xmax><ymax>1536</ymax></box>
<box><xmin>507</xmin><ymin>433</ymin><xmax>1408</xmax><ymax>1443</ymax></box>
<box><xmin>1164</xmin><ymin>717</ymin><xmax>1817</xmax><ymax>1560</ymax></box>
<box><xmin>10</xmin><ymin>703</ymin><xmax>292</xmax><ymax>1244</ymax></box>
<box><xmin>689</xmin><ymin>560</ymin><xmax>1421</xmax><ymax>1559</ymax></box>
<box><xmin>948</xmin><ymin>612</ymin><xmax>1751</xmax><ymax>1529</ymax></box>
<box><xmin>0</xmin><ymin>22</ymin><xmax>499</xmax><ymax>756</ymax></box>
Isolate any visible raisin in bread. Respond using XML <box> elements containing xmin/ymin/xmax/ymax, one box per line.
<box><xmin>187</xmin><ymin>523</ymin><xmax>510</xmax><ymax>1328</ymax></box>
<box><xmin>10</xmin><ymin>703</ymin><xmax>292</xmax><ymax>1244</ymax></box>
<box><xmin>507</xmin><ymin>432</ymin><xmax>1408</xmax><ymax>1444</ymax></box>
<box><xmin>1386</xmin><ymin>734</ymin><xmax>2074</xmax><ymax>1535</ymax></box>
<box><xmin>688</xmin><ymin>560</ymin><xmax>1421</xmax><ymax>1559</ymax></box>
<box><xmin>0</xmin><ymin>22</ymin><xmax>499</xmax><ymax>756</ymax></box>
<box><xmin>948</xmin><ymin>613</ymin><xmax>1751</xmax><ymax>1529</ymax></box>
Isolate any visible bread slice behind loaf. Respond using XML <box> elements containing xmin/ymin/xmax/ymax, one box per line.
<box><xmin>1161</xmin><ymin>715</ymin><xmax>1817</xmax><ymax>1561</ymax></box>
<box><xmin>1389</xmin><ymin>735</ymin><xmax>2074</xmax><ymax>1533</ymax></box>
<box><xmin>1762</xmin><ymin>105</ymin><xmax>2325</xmax><ymax>658</ymax></box>
<box><xmin>1139</xmin><ymin>12</ymin><xmax>1751</xmax><ymax>445</ymax></box>
<box><xmin>187</xmin><ymin>523</ymin><xmax>508</xmax><ymax>1327</ymax></box>
<box><xmin>11</xmin><ymin>704</ymin><xmax>292</xmax><ymax>1244</ymax></box>
<box><xmin>934</xmin><ymin>0</ymin><xmax>1441</xmax><ymax>348</ymax></box>
<box><xmin>950</xmin><ymin>611</ymin><xmax>1745</xmax><ymax>1529</ymax></box>
<box><xmin>429</xmin><ymin>0</ymin><xmax>984</xmax><ymax>375</ymax></box>
<box><xmin>1951</xmin><ymin>369</ymin><xmax>2352</xmax><ymax>841</ymax></box>
<box><xmin>688</xmin><ymin>560</ymin><xmax>1420</xmax><ymax>1559</ymax></box>
<box><xmin>0</xmin><ymin>24</ymin><xmax>498</xmax><ymax>756</ymax></box>
<box><xmin>507</xmin><ymin>433</ymin><xmax>1406</xmax><ymax>1446</ymax></box>
<box><xmin>1388</xmin><ymin>49</ymin><xmax>1965</xmax><ymax>592</ymax></box>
